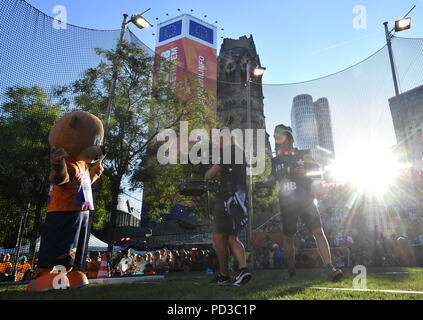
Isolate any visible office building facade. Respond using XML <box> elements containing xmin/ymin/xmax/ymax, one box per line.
<box><xmin>291</xmin><ymin>95</ymin><xmax>335</xmax><ymax>165</ymax></box>
<box><xmin>389</xmin><ymin>84</ymin><xmax>423</xmax><ymax>162</ymax></box>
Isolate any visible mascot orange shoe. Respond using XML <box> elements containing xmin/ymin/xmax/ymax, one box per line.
<box><xmin>28</xmin><ymin>111</ymin><xmax>105</xmax><ymax>292</ymax></box>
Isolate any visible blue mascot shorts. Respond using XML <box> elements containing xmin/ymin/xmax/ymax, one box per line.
<box><xmin>37</xmin><ymin>211</ymin><xmax>89</xmax><ymax>269</ymax></box>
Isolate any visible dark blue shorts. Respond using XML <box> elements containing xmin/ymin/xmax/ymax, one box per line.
<box><xmin>279</xmin><ymin>199</ymin><xmax>322</xmax><ymax>236</ymax></box>
<box><xmin>37</xmin><ymin>211</ymin><xmax>89</xmax><ymax>269</ymax></box>
<box><xmin>213</xmin><ymin>196</ymin><xmax>237</xmax><ymax>236</ymax></box>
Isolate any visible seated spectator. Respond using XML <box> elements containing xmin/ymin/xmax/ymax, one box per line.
<box><xmin>273</xmin><ymin>245</ymin><xmax>285</xmax><ymax>269</ymax></box>
<box><xmin>181</xmin><ymin>253</ymin><xmax>192</xmax><ymax>272</ymax></box>
<box><xmin>194</xmin><ymin>250</ymin><xmax>205</xmax><ymax>271</ymax></box>
<box><xmin>161</xmin><ymin>259</ymin><xmax>170</xmax><ymax>274</ymax></box>
<box><xmin>110</xmin><ymin>251</ymin><xmax>123</xmax><ymax>277</ymax></box>
<box><xmin>159</xmin><ymin>249</ymin><xmax>172</xmax><ymax>274</ymax></box>
<box><xmin>118</xmin><ymin>250</ymin><xmax>133</xmax><ymax>276</ymax></box>
<box><xmin>145</xmin><ymin>252</ymin><xmax>152</xmax><ymax>265</ymax></box>
<box><xmin>152</xmin><ymin>251</ymin><xmax>162</xmax><ymax>274</ymax></box>
<box><xmin>15</xmin><ymin>256</ymin><xmax>32</xmax><ymax>282</ymax></box>
<box><xmin>261</xmin><ymin>235</ymin><xmax>272</xmax><ymax>252</ymax></box>
<box><xmin>335</xmin><ymin>252</ymin><xmax>345</xmax><ymax>268</ymax></box>
<box><xmin>134</xmin><ymin>254</ymin><xmax>147</xmax><ymax>275</ymax></box>
<box><xmin>160</xmin><ymin>248</ymin><xmax>167</xmax><ymax>263</ymax></box>
<box><xmin>173</xmin><ymin>251</ymin><xmax>184</xmax><ymax>272</ymax></box>
<box><xmin>254</xmin><ymin>249</ymin><xmax>265</xmax><ymax>270</ymax></box>
<box><xmin>190</xmin><ymin>249</ymin><xmax>197</xmax><ymax>265</ymax></box>
<box><xmin>334</xmin><ymin>232</ymin><xmax>343</xmax><ymax>247</ymax></box>
<box><xmin>87</xmin><ymin>252</ymin><xmax>101</xmax><ymax>279</ymax></box>
<box><xmin>267</xmin><ymin>248</ymin><xmax>274</xmax><ymax>269</ymax></box>
<box><xmin>144</xmin><ymin>252</ymin><xmax>155</xmax><ymax>275</ymax></box>
<box><xmin>0</xmin><ymin>254</ymin><xmax>13</xmax><ymax>281</ymax></box>
<box><xmin>128</xmin><ymin>254</ymin><xmax>138</xmax><ymax>275</ymax></box>
<box><xmin>166</xmin><ymin>251</ymin><xmax>174</xmax><ymax>272</ymax></box>
<box><xmin>345</xmin><ymin>233</ymin><xmax>354</xmax><ymax>248</ymax></box>
<box><xmin>205</xmin><ymin>249</ymin><xmax>218</xmax><ymax>272</ymax></box>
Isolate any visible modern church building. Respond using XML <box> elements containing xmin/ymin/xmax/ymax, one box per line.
<box><xmin>291</xmin><ymin>94</ymin><xmax>335</xmax><ymax>166</ymax></box>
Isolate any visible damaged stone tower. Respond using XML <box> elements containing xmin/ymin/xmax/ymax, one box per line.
<box><xmin>217</xmin><ymin>35</ymin><xmax>271</xmax><ymax>154</ymax></box>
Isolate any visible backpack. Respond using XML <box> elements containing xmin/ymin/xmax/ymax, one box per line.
<box><xmin>225</xmin><ymin>187</ymin><xmax>248</xmax><ymax>234</ymax></box>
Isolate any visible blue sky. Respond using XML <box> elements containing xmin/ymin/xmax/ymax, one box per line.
<box><xmin>27</xmin><ymin>0</ymin><xmax>422</xmax><ymax>84</ymax></box>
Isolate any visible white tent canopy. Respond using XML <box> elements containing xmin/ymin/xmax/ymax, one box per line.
<box><xmin>0</xmin><ymin>234</ymin><xmax>113</xmax><ymax>254</ymax></box>
<box><xmin>87</xmin><ymin>234</ymin><xmax>108</xmax><ymax>251</ymax></box>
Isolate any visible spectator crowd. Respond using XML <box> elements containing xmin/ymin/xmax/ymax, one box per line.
<box><xmin>88</xmin><ymin>247</ymin><xmax>220</xmax><ymax>279</ymax></box>
<box><xmin>0</xmin><ymin>254</ymin><xmax>33</xmax><ymax>282</ymax></box>
<box><xmin>2</xmin><ymin>182</ymin><xmax>423</xmax><ymax>282</ymax></box>
<box><xmin>254</xmin><ymin>183</ymin><xmax>423</xmax><ymax>269</ymax></box>
<box><xmin>0</xmin><ymin>247</ymin><xmax>221</xmax><ymax>281</ymax></box>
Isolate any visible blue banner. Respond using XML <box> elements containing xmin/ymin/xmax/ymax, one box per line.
<box><xmin>159</xmin><ymin>20</ymin><xmax>182</xmax><ymax>43</ymax></box>
<box><xmin>189</xmin><ymin>20</ymin><xmax>214</xmax><ymax>45</ymax></box>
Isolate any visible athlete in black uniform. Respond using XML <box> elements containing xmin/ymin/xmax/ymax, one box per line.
<box><xmin>257</xmin><ymin>124</ymin><xmax>343</xmax><ymax>281</ymax></box>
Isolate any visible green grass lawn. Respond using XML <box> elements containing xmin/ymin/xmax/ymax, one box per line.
<box><xmin>1</xmin><ymin>267</ymin><xmax>423</xmax><ymax>300</ymax></box>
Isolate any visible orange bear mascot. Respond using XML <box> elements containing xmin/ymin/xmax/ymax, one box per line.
<box><xmin>27</xmin><ymin>111</ymin><xmax>105</xmax><ymax>292</ymax></box>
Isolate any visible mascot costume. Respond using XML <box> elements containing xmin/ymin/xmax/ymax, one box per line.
<box><xmin>27</xmin><ymin>111</ymin><xmax>105</xmax><ymax>291</ymax></box>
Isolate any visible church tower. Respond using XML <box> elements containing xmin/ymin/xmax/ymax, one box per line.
<box><xmin>217</xmin><ymin>35</ymin><xmax>271</xmax><ymax>154</ymax></box>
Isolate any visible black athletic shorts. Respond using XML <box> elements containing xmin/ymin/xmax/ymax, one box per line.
<box><xmin>279</xmin><ymin>198</ymin><xmax>322</xmax><ymax>236</ymax></box>
<box><xmin>213</xmin><ymin>196</ymin><xmax>237</xmax><ymax>236</ymax></box>
<box><xmin>37</xmin><ymin>211</ymin><xmax>89</xmax><ymax>269</ymax></box>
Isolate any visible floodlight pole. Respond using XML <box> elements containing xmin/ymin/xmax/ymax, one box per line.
<box><xmin>103</xmin><ymin>10</ymin><xmax>151</xmax><ymax>260</ymax></box>
<box><xmin>104</xmin><ymin>14</ymin><xmax>129</xmax><ymax>145</ymax></box>
<box><xmin>104</xmin><ymin>9</ymin><xmax>152</xmax><ymax>142</ymax></box>
<box><xmin>246</xmin><ymin>61</ymin><xmax>254</xmax><ymax>270</ymax></box>
<box><xmin>383</xmin><ymin>4</ymin><xmax>416</xmax><ymax>163</ymax></box>
<box><xmin>384</xmin><ymin>22</ymin><xmax>411</xmax><ymax>164</ymax></box>
<box><xmin>384</xmin><ymin>22</ymin><xmax>400</xmax><ymax>98</ymax></box>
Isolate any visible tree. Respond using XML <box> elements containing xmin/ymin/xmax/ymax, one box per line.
<box><xmin>134</xmin><ymin>142</ymin><xmax>212</xmax><ymax>221</ymax></box>
<box><xmin>252</xmin><ymin>152</ymin><xmax>278</xmax><ymax>218</ymax></box>
<box><xmin>0</xmin><ymin>86</ymin><xmax>61</xmax><ymax>258</ymax></box>
<box><xmin>58</xmin><ymin>41</ymin><xmax>215</xmax><ymax>254</ymax></box>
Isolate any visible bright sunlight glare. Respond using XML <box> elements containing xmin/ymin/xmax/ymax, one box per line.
<box><xmin>326</xmin><ymin>142</ymin><xmax>407</xmax><ymax>194</ymax></box>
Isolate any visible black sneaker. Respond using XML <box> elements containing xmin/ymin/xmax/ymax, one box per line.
<box><xmin>330</xmin><ymin>269</ymin><xmax>344</xmax><ymax>282</ymax></box>
<box><xmin>232</xmin><ymin>268</ymin><xmax>252</xmax><ymax>286</ymax></box>
<box><xmin>210</xmin><ymin>274</ymin><xmax>231</xmax><ymax>285</ymax></box>
<box><xmin>325</xmin><ymin>264</ymin><xmax>344</xmax><ymax>282</ymax></box>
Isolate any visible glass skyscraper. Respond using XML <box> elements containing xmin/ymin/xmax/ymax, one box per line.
<box><xmin>291</xmin><ymin>94</ymin><xmax>335</xmax><ymax>165</ymax></box>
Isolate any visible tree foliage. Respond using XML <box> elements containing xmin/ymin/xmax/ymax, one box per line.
<box><xmin>0</xmin><ymin>86</ymin><xmax>61</xmax><ymax>251</ymax></box>
<box><xmin>57</xmin><ymin>41</ymin><xmax>216</xmax><ymax>250</ymax></box>
<box><xmin>252</xmin><ymin>152</ymin><xmax>278</xmax><ymax>216</ymax></box>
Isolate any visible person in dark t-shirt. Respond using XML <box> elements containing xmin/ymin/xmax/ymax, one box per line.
<box><xmin>205</xmin><ymin>131</ymin><xmax>251</xmax><ymax>286</ymax></box>
<box><xmin>257</xmin><ymin>124</ymin><xmax>343</xmax><ymax>282</ymax></box>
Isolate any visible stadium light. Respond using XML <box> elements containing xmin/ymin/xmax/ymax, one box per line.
<box><xmin>130</xmin><ymin>13</ymin><xmax>152</xmax><ymax>29</ymax></box>
<box><xmin>383</xmin><ymin>5</ymin><xmax>415</xmax><ymax>164</ymax></box>
<box><xmin>395</xmin><ymin>17</ymin><xmax>411</xmax><ymax>32</ymax></box>
<box><xmin>245</xmin><ymin>62</ymin><xmax>266</xmax><ymax>270</ymax></box>
<box><xmin>252</xmin><ymin>66</ymin><xmax>266</xmax><ymax>78</ymax></box>
<box><xmin>104</xmin><ymin>9</ymin><xmax>152</xmax><ymax>259</ymax></box>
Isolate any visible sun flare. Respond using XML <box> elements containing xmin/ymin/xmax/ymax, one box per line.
<box><xmin>326</xmin><ymin>142</ymin><xmax>406</xmax><ymax>194</ymax></box>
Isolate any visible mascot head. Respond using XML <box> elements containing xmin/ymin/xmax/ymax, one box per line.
<box><xmin>49</xmin><ymin>111</ymin><xmax>105</xmax><ymax>163</ymax></box>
